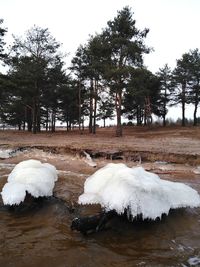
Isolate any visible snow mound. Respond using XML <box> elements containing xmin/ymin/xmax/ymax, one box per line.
<box><xmin>1</xmin><ymin>159</ymin><xmax>58</xmax><ymax>205</ymax></box>
<box><xmin>78</xmin><ymin>163</ymin><xmax>200</xmax><ymax>220</ymax></box>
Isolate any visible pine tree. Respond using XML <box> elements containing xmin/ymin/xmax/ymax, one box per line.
<box><xmin>123</xmin><ymin>68</ymin><xmax>160</xmax><ymax>125</ymax></box>
<box><xmin>0</xmin><ymin>19</ymin><xmax>7</xmax><ymax>62</ymax></box>
<box><xmin>100</xmin><ymin>6</ymin><xmax>150</xmax><ymax>136</ymax></box>
<box><xmin>7</xmin><ymin>26</ymin><xmax>63</xmax><ymax>133</ymax></box>
<box><xmin>172</xmin><ymin>53</ymin><xmax>192</xmax><ymax>126</ymax></box>
<box><xmin>156</xmin><ymin>64</ymin><xmax>172</xmax><ymax>126</ymax></box>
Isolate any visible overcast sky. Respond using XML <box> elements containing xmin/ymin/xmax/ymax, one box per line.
<box><xmin>1</xmin><ymin>0</ymin><xmax>200</xmax><ymax>119</ymax></box>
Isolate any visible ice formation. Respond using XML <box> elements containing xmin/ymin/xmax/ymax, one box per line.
<box><xmin>1</xmin><ymin>159</ymin><xmax>58</xmax><ymax>205</ymax></box>
<box><xmin>0</xmin><ymin>148</ymin><xmax>24</xmax><ymax>159</ymax></box>
<box><xmin>83</xmin><ymin>151</ymin><xmax>97</xmax><ymax>167</ymax></box>
<box><xmin>78</xmin><ymin>163</ymin><xmax>200</xmax><ymax>220</ymax></box>
<box><xmin>0</xmin><ymin>149</ymin><xmax>13</xmax><ymax>159</ymax></box>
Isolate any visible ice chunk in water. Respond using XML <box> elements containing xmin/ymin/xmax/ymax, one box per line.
<box><xmin>79</xmin><ymin>163</ymin><xmax>200</xmax><ymax>220</ymax></box>
<box><xmin>1</xmin><ymin>159</ymin><xmax>58</xmax><ymax>205</ymax></box>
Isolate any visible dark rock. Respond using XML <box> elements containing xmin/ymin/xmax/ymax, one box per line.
<box><xmin>71</xmin><ymin>210</ymin><xmax>117</xmax><ymax>235</ymax></box>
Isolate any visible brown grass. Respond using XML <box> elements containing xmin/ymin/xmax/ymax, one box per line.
<box><xmin>0</xmin><ymin>125</ymin><xmax>199</xmax><ymax>156</ymax></box>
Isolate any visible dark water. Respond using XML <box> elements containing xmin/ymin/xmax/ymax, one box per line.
<box><xmin>1</xmin><ymin>165</ymin><xmax>200</xmax><ymax>267</ymax></box>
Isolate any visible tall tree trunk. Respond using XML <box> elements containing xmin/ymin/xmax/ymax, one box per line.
<box><xmin>89</xmin><ymin>79</ymin><xmax>93</xmax><ymax>133</ymax></box>
<box><xmin>182</xmin><ymin>101</ymin><xmax>185</xmax><ymax>127</ymax></box>
<box><xmin>144</xmin><ymin>96</ymin><xmax>152</xmax><ymax>126</ymax></box>
<box><xmin>136</xmin><ymin>106</ymin><xmax>143</xmax><ymax>126</ymax></box>
<box><xmin>115</xmin><ymin>91</ymin><xmax>122</xmax><ymax>137</ymax></box>
<box><xmin>53</xmin><ymin>112</ymin><xmax>56</xmax><ymax>132</ymax></box>
<box><xmin>163</xmin><ymin>114</ymin><xmax>166</xmax><ymax>127</ymax></box>
<box><xmin>37</xmin><ymin>104</ymin><xmax>41</xmax><ymax>132</ymax></box>
<box><xmin>92</xmin><ymin>79</ymin><xmax>97</xmax><ymax>134</ymax></box>
<box><xmin>163</xmin><ymin>89</ymin><xmax>167</xmax><ymax>127</ymax></box>
<box><xmin>193</xmin><ymin>104</ymin><xmax>198</xmax><ymax>126</ymax></box>
<box><xmin>32</xmin><ymin>97</ymin><xmax>37</xmax><ymax>134</ymax></box>
<box><xmin>193</xmin><ymin>89</ymin><xmax>199</xmax><ymax>126</ymax></box>
<box><xmin>144</xmin><ymin>107</ymin><xmax>147</xmax><ymax>126</ymax></box>
<box><xmin>66</xmin><ymin>120</ymin><xmax>69</xmax><ymax>131</ymax></box>
<box><xmin>103</xmin><ymin>117</ymin><xmax>106</xmax><ymax>128</ymax></box>
<box><xmin>45</xmin><ymin>108</ymin><xmax>49</xmax><ymax>131</ymax></box>
<box><xmin>78</xmin><ymin>80</ymin><xmax>82</xmax><ymax>133</ymax></box>
<box><xmin>181</xmin><ymin>82</ymin><xmax>186</xmax><ymax>127</ymax></box>
<box><xmin>33</xmin><ymin>81</ymin><xmax>39</xmax><ymax>134</ymax></box>
<box><xmin>51</xmin><ymin>111</ymin><xmax>56</xmax><ymax>132</ymax></box>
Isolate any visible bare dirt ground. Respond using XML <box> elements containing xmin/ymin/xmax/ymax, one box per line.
<box><xmin>0</xmin><ymin>125</ymin><xmax>199</xmax><ymax>150</ymax></box>
<box><xmin>0</xmin><ymin>125</ymin><xmax>200</xmax><ymax>170</ymax></box>
<box><xmin>0</xmin><ymin>126</ymin><xmax>200</xmax><ymax>157</ymax></box>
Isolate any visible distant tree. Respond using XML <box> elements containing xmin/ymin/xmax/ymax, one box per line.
<box><xmin>4</xmin><ymin>56</ymin><xmax>42</xmax><ymax>131</ymax></box>
<box><xmin>86</xmin><ymin>35</ymin><xmax>105</xmax><ymax>134</ymax></box>
<box><xmin>0</xmin><ymin>73</ymin><xmax>18</xmax><ymax>127</ymax></box>
<box><xmin>100</xmin><ymin>6</ymin><xmax>150</xmax><ymax>136</ymax></box>
<box><xmin>0</xmin><ymin>19</ymin><xmax>7</xmax><ymax>62</ymax></box>
<box><xmin>8</xmin><ymin>26</ymin><xmax>63</xmax><ymax>133</ymax></box>
<box><xmin>172</xmin><ymin>53</ymin><xmax>192</xmax><ymax>126</ymax></box>
<box><xmin>71</xmin><ymin>37</ymin><xmax>105</xmax><ymax>134</ymax></box>
<box><xmin>98</xmin><ymin>91</ymin><xmax>115</xmax><ymax>127</ymax></box>
<box><xmin>1</xmin><ymin>95</ymin><xmax>25</xmax><ymax>130</ymax></box>
<box><xmin>186</xmin><ymin>49</ymin><xmax>200</xmax><ymax>126</ymax></box>
<box><xmin>0</xmin><ymin>19</ymin><xmax>8</xmax><ymax>125</ymax></box>
<box><xmin>42</xmin><ymin>57</ymin><xmax>66</xmax><ymax>132</ymax></box>
<box><xmin>156</xmin><ymin>64</ymin><xmax>172</xmax><ymax>126</ymax></box>
<box><xmin>123</xmin><ymin>68</ymin><xmax>160</xmax><ymax>125</ymax></box>
<box><xmin>70</xmin><ymin>45</ymin><xmax>88</xmax><ymax>133</ymax></box>
<box><xmin>58</xmin><ymin>78</ymin><xmax>79</xmax><ymax>130</ymax></box>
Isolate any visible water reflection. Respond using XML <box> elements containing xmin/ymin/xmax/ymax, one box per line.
<box><xmin>0</xmin><ymin>164</ymin><xmax>200</xmax><ymax>267</ymax></box>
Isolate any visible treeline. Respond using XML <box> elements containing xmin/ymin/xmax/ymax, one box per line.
<box><xmin>0</xmin><ymin>7</ymin><xmax>199</xmax><ymax>136</ymax></box>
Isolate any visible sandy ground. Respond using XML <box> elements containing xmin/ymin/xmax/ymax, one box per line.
<box><xmin>0</xmin><ymin>126</ymin><xmax>200</xmax><ymax>171</ymax></box>
<box><xmin>0</xmin><ymin>126</ymin><xmax>199</xmax><ymax>153</ymax></box>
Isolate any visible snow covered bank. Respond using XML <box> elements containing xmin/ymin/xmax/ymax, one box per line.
<box><xmin>1</xmin><ymin>159</ymin><xmax>58</xmax><ymax>205</ymax></box>
<box><xmin>78</xmin><ymin>163</ymin><xmax>200</xmax><ymax>220</ymax></box>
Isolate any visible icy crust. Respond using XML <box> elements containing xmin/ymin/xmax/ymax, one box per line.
<box><xmin>1</xmin><ymin>159</ymin><xmax>58</xmax><ymax>205</ymax></box>
<box><xmin>78</xmin><ymin>163</ymin><xmax>200</xmax><ymax>220</ymax></box>
<box><xmin>0</xmin><ymin>149</ymin><xmax>13</xmax><ymax>159</ymax></box>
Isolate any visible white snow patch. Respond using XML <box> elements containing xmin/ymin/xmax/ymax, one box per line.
<box><xmin>78</xmin><ymin>163</ymin><xmax>200</xmax><ymax>220</ymax></box>
<box><xmin>0</xmin><ymin>163</ymin><xmax>16</xmax><ymax>169</ymax></box>
<box><xmin>0</xmin><ymin>149</ymin><xmax>13</xmax><ymax>159</ymax></box>
<box><xmin>187</xmin><ymin>256</ymin><xmax>200</xmax><ymax>266</ymax></box>
<box><xmin>83</xmin><ymin>151</ymin><xmax>97</xmax><ymax>167</ymax></box>
<box><xmin>1</xmin><ymin>159</ymin><xmax>58</xmax><ymax>205</ymax></box>
<box><xmin>193</xmin><ymin>166</ymin><xmax>200</xmax><ymax>174</ymax></box>
<box><xmin>0</xmin><ymin>148</ymin><xmax>25</xmax><ymax>159</ymax></box>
